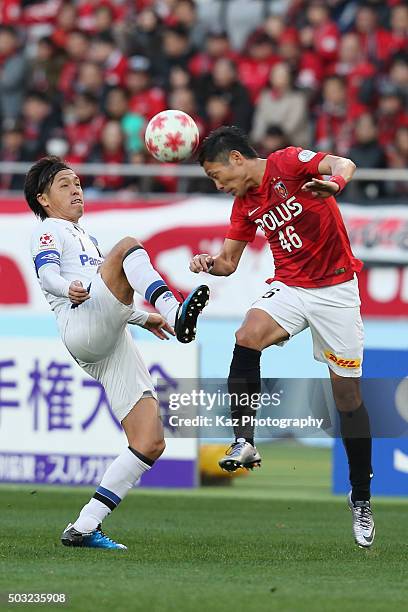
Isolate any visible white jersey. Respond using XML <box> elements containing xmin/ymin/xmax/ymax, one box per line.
<box><xmin>30</xmin><ymin>217</ymin><xmax>104</xmax><ymax>315</ymax></box>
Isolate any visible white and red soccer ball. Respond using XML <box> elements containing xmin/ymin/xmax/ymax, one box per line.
<box><xmin>145</xmin><ymin>110</ymin><xmax>200</xmax><ymax>162</ymax></box>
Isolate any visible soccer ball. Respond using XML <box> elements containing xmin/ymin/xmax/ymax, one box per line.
<box><xmin>145</xmin><ymin>109</ymin><xmax>200</xmax><ymax>162</ymax></box>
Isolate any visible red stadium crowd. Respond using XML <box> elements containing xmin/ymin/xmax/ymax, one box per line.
<box><xmin>0</xmin><ymin>0</ymin><xmax>407</xmax><ymax>199</ymax></box>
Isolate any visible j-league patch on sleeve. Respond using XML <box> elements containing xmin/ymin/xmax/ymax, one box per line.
<box><xmin>39</xmin><ymin>233</ymin><xmax>56</xmax><ymax>250</ymax></box>
<box><xmin>298</xmin><ymin>150</ymin><xmax>317</xmax><ymax>162</ymax></box>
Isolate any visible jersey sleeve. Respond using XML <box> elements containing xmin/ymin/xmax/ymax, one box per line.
<box><xmin>274</xmin><ymin>146</ymin><xmax>328</xmax><ymax>178</ymax></box>
<box><xmin>31</xmin><ymin>223</ymin><xmax>64</xmax><ymax>277</ymax></box>
<box><xmin>225</xmin><ymin>198</ymin><xmax>257</xmax><ymax>243</ymax></box>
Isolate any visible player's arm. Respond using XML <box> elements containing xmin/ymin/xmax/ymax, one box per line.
<box><xmin>38</xmin><ymin>265</ymin><xmax>90</xmax><ymax>304</ymax></box>
<box><xmin>190</xmin><ymin>238</ymin><xmax>247</xmax><ymax>276</ymax></box>
<box><xmin>301</xmin><ymin>154</ymin><xmax>356</xmax><ymax>198</ymax></box>
<box><xmin>33</xmin><ymin>229</ymin><xmax>90</xmax><ymax>304</ymax></box>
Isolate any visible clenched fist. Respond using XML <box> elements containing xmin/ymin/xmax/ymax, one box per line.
<box><xmin>189</xmin><ymin>253</ymin><xmax>214</xmax><ymax>273</ymax></box>
<box><xmin>69</xmin><ymin>280</ymin><xmax>90</xmax><ymax>305</ymax></box>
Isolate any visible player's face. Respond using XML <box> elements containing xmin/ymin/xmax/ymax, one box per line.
<box><xmin>203</xmin><ymin>153</ymin><xmax>250</xmax><ymax>197</ymax></box>
<box><xmin>38</xmin><ymin>170</ymin><xmax>84</xmax><ymax>222</ymax></box>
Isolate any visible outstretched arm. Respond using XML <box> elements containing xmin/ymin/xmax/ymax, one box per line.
<box><xmin>301</xmin><ymin>154</ymin><xmax>356</xmax><ymax>198</ymax></box>
<box><xmin>189</xmin><ymin>238</ymin><xmax>247</xmax><ymax>277</ymax></box>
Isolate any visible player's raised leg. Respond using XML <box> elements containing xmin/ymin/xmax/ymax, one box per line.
<box><xmin>62</xmin><ymin>396</ymin><xmax>164</xmax><ymax>550</ymax></box>
<box><xmin>330</xmin><ymin>371</ymin><xmax>375</xmax><ymax>548</ymax></box>
<box><xmin>99</xmin><ymin>236</ymin><xmax>209</xmax><ymax>343</ymax></box>
<box><xmin>219</xmin><ymin>308</ymin><xmax>289</xmax><ymax>471</ymax></box>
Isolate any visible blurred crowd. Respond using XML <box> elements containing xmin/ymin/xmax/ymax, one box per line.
<box><xmin>0</xmin><ymin>0</ymin><xmax>406</xmax><ymax>200</ymax></box>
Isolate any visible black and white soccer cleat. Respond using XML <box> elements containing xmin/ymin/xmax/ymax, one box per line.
<box><xmin>347</xmin><ymin>492</ymin><xmax>375</xmax><ymax>548</ymax></box>
<box><xmin>174</xmin><ymin>285</ymin><xmax>210</xmax><ymax>343</ymax></box>
<box><xmin>218</xmin><ymin>438</ymin><xmax>262</xmax><ymax>472</ymax></box>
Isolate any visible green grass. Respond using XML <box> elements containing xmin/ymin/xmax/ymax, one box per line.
<box><xmin>1</xmin><ymin>443</ymin><xmax>407</xmax><ymax>612</ymax></box>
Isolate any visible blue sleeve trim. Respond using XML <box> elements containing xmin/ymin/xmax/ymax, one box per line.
<box><xmin>34</xmin><ymin>249</ymin><xmax>61</xmax><ymax>272</ymax></box>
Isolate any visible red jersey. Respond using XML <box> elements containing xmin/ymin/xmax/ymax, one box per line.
<box><xmin>226</xmin><ymin>147</ymin><xmax>362</xmax><ymax>288</ymax></box>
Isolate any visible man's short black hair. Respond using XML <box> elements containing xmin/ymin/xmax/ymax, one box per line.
<box><xmin>24</xmin><ymin>156</ymin><xmax>71</xmax><ymax>221</ymax></box>
<box><xmin>198</xmin><ymin>126</ymin><xmax>258</xmax><ymax>166</ymax></box>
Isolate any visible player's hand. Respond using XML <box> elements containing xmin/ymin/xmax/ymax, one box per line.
<box><xmin>143</xmin><ymin>313</ymin><xmax>175</xmax><ymax>340</ymax></box>
<box><xmin>68</xmin><ymin>280</ymin><xmax>90</xmax><ymax>305</ymax></box>
<box><xmin>301</xmin><ymin>178</ymin><xmax>340</xmax><ymax>198</ymax></box>
<box><xmin>190</xmin><ymin>253</ymin><xmax>214</xmax><ymax>273</ymax></box>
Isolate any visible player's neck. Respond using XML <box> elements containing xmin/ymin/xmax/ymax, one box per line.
<box><xmin>46</xmin><ymin>212</ymin><xmax>82</xmax><ymax>224</ymax></box>
<box><xmin>248</xmin><ymin>158</ymin><xmax>268</xmax><ymax>189</ymax></box>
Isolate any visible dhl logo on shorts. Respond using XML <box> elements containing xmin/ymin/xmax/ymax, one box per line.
<box><xmin>324</xmin><ymin>351</ymin><xmax>361</xmax><ymax>369</ymax></box>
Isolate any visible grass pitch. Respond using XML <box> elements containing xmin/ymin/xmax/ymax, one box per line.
<box><xmin>1</xmin><ymin>442</ymin><xmax>407</xmax><ymax>612</ymax></box>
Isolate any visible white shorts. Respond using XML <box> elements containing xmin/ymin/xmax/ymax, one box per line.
<box><xmin>60</xmin><ymin>273</ymin><xmax>156</xmax><ymax>422</ymax></box>
<box><xmin>251</xmin><ymin>275</ymin><xmax>364</xmax><ymax>377</ymax></box>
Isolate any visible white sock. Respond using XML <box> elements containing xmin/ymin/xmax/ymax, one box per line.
<box><xmin>73</xmin><ymin>447</ymin><xmax>153</xmax><ymax>533</ymax></box>
<box><xmin>122</xmin><ymin>248</ymin><xmax>180</xmax><ymax>326</ymax></box>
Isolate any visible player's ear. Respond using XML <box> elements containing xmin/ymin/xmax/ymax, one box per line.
<box><xmin>37</xmin><ymin>193</ymin><xmax>49</xmax><ymax>208</ymax></box>
<box><xmin>229</xmin><ymin>150</ymin><xmax>244</xmax><ymax>165</ymax></box>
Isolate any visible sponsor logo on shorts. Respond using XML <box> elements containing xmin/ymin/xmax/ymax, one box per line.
<box><xmin>324</xmin><ymin>350</ymin><xmax>361</xmax><ymax>369</ymax></box>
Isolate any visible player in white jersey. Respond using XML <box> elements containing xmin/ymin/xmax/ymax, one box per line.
<box><xmin>25</xmin><ymin>156</ymin><xmax>210</xmax><ymax>550</ymax></box>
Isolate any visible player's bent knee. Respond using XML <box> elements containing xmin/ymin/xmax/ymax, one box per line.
<box><xmin>235</xmin><ymin>327</ymin><xmax>262</xmax><ymax>350</ymax></box>
<box><xmin>128</xmin><ymin>437</ymin><xmax>165</xmax><ymax>460</ymax></box>
<box><xmin>121</xmin><ymin>237</ymin><xmax>144</xmax><ymax>261</ymax></box>
<box><xmin>333</xmin><ymin>391</ymin><xmax>361</xmax><ymax>412</ymax></box>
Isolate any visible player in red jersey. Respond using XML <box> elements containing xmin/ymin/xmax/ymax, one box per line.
<box><xmin>191</xmin><ymin>126</ymin><xmax>374</xmax><ymax>548</ymax></box>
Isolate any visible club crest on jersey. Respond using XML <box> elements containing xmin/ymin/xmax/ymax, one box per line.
<box><xmin>274</xmin><ymin>181</ymin><xmax>288</xmax><ymax>199</ymax></box>
<box><xmin>39</xmin><ymin>233</ymin><xmax>56</xmax><ymax>250</ymax></box>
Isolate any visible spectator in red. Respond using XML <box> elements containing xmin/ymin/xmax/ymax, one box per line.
<box><xmin>29</xmin><ymin>37</ymin><xmax>64</xmax><ymax>97</ymax></box>
<box><xmin>89</xmin><ymin>32</ymin><xmax>128</xmax><ymax>88</ymax></box>
<box><xmin>347</xmin><ymin>113</ymin><xmax>387</xmax><ymax>200</ymax></box>
<box><xmin>389</xmin><ymin>4</ymin><xmax>408</xmax><ymax>57</ymax></box>
<box><xmin>238</xmin><ymin>33</ymin><xmax>279</xmax><ymax>103</ymax></box>
<box><xmin>315</xmin><ymin>75</ymin><xmax>353</xmax><ymax>156</ymax></box>
<box><xmin>279</xmin><ymin>28</ymin><xmax>323</xmax><ymax>95</ymax></box>
<box><xmin>189</xmin><ymin>29</ymin><xmax>238</xmax><ymax>79</ymax></box>
<box><xmin>354</xmin><ymin>4</ymin><xmax>392</xmax><ymax>68</ymax></box>
<box><xmin>251</xmin><ymin>62</ymin><xmax>310</xmax><ymax>148</ymax></box>
<box><xmin>89</xmin><ymin>120</ymin><xmax>128</xmax><ymax>191</ymax></box>
<box><xmin>200</xmin><ymin>58</ymin><xmax>253</xmax><ymax>132</ymax></box>
<box><xmin>64</xmin><ymin>92</ymin><xmax>105</xmax><ymax>163</ymax></box>
<box><xmin>126</xmin><ymin>56</ymin><xmax>166</xmax><ymax>121</ymax></box>
<box><xmin>256</xmin><ymin>125</ymin><xmax>290</xmax><ymax>157</ymax></box>
<box><xmin>58</xmin><ymin>30</ymin><xmax>90</xmax><ymax>102</ymax></box>
<box><xmin>306</xmin><ymin>0</ymin><xmax>340</xmax><ymax>66</ymax></box>
<box><xmin>76</xmin><ymin>61</ymin><xmax>108</xmax><ymax>107</ymax></box>
<box><xmin>77</xmin><ymin>0</ymin><xmax>124</xmax><ymax>34</ymax></box>
<box><xmin>0</xmin><ymin>25</ymin><xmax>27</xmax><ymax>121</ymax></box>
<box><xmin>21</xmin><ymin>91</ymin><xmax>62</xmax><ymax>159</ymax></box>
<box><xmin>1</xmin><ymin>0</ymin><xmax>22</xmax><ymax>26</ymax></box>
<box><xmin>52</xmin><ymin>2</ymin><xmax>76</xmax><ymax>49</ymax></box>
<box><xmin>377</xmin><ymin>88</ymin><xmax>408</xmax><ymax>151</ymax></box>
<box><xmin>331</xmin><ymin>32</ymin><xmax>376</xmax><ymax>119</ymax></box>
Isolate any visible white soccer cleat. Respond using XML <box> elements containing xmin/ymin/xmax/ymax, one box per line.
<box><xmin>218</xmin><ymin>438</ymin><xmax>262</xmax><ymax>472</ymax></box>
<box><xmin>347</xmin><ymin>491</ymin><xmax>375</xmax><ymax>548</ymax></box>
